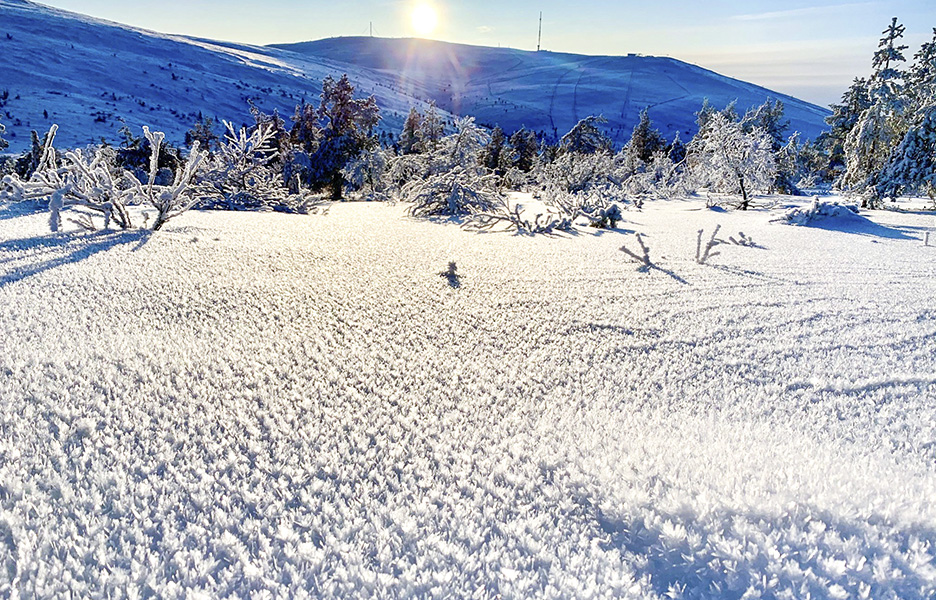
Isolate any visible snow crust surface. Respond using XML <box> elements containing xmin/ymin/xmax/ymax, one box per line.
<box><xmin>0</xmin><ymin>200</ymin><xmax>935</xmax><ymax>599</ymax></box>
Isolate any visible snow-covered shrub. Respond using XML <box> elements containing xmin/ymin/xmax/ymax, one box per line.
<box><xmin>0</xmin><ymin>125</ymin><xmax>135</xmax><ymax>231</ymax></box>
<box><xmin>341</xmin><ymin>147</ymin><xmax>391</xmax><ymax>201</ymax></box>
<box><xmin>464</xmin><ymin>195</ymin><xmax>573</xmax><ymax>234</ymax></box>
<box><xmin>199</xmin><ymin>121</ymin><xmax>315</xmax><ymax>213</ymax></box>
<box><xmin>695</xmin><ymin>225</ymin><xmax>722</xmax><ymax>264</ymax></box>
<box><xmin>403</xmin><ymin>117</ymin><xmax>503</xmax><ymax>217</ymax></box>
<box><xmin>620</xmin><ymin>233</ymin><xmax>653</xmax><ymax>272</ymax></box>
<box><xmin>136</xmin><ymin>127</ymin><xmax>207</xmax><ymax>231</ymax></box>
<box><xmin>0</xmin><ymin>113</ymin><xmax>8</xmax><ymax>153</ymax></box>
<box><xmin>536</xmin><ymin>150</ymin><xmax>630</xmax><ymax>228</ymax></box>
<box><xmin>781</xmin><ymin>198</ymin><xmax>861</xmax><ymax>226</ymax></box>
<box><xmin>406</xmin><ymin>166</ymin><xmax>502</xmax><ymax>217</ymax></box>
<box><xmin>0</xmin><ymin>125</ymin><xmax>206</xmax><ymax>231</ymax></box>
<box><xmin>624</xmin><ymin>151</ymin><xmax>691</xmax><ymax>199</ymax></box>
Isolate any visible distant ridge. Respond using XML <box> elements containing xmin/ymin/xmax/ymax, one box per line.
<box><xmin>0</xmin><ymin>0</ymin><xmax>829</xmax><ymax>152</ymax></box>
<box><xmin>273</xmin><ymin>37</ymin><xmax>831</xmax><ymax>145</ymax></box>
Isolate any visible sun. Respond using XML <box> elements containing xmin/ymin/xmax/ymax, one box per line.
<box><xmin>411</xmin><ymin>3</ymin><xmax>438</xmax><ymax>36</ymax></box>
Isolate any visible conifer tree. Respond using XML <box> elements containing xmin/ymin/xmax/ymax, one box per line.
<box><xmin>480</xmin><ymin>126</ymin><xmax>512</xmax><ymax>177</ymax></box>
<box><xmin>184</xmin><ymin>114</ymin><xmax>220</xmax><ymax>157</ymax></box>
<box><xmin>823</xmin><ymin>78</ymin><xmax>872</xmax><ymax>177</ymax></box>
<box><xmin>416</xmin><ymin>101</ymin><xmax>444</xmax><ymax>153</ymax></box>
<box><xmin>560</xmin><ymin>116</ymin><xmax>611</xmax><ymax>155</ymax></box>
<box><xmin>623</xmin><ymin>108</ymin><xmax>665</xmax><ymax>173</ymax></box>
<box><xmin>399</xmin><ymin>107</ymin><xmax>422</xmax><ymax>155</ymax></box>
<box><xmin>667</xmin><ymin>132</ymin><xmax>687</xmax><ymax>164</ymax></box>
<box><xmin>842</xmin><ymin>18</ymin><xmax>908</xmax><ymax>205</ymax></box>
<box><xmin>742</xmin><ymin>99</ymin><xmax>789</xmax><ymax>151</ymax></box>
<box><xmin>508</xmin><ymin>127</ymin><xmax>538</xmax><ymax>172</ymax></box>
<box><xmin>290</xmin><ymin>74</ymin><xmax>380</xmax><ymax>200</ymax></box>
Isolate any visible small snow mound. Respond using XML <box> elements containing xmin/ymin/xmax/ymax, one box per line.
<box><xmin>781</xmin><ymin>198</ymin><xmax>862</xmax><ymax>226</ymax></box>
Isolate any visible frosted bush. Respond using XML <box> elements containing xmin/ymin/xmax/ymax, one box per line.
<box><xmin>782</xmin><ymin>198</ymin><xmax>862</xmax><ymax>226</ymax></box>
<box><xmin>0</xmin><ymin>125</ymin><xmax>206</xmax><ymax>231</ymax></box>
<box><xmin>199</xmin><ymin>121</ymin><xmax>317</xmax><ymax>213</ymax></box>
<box><xmin>464</xmin><ymin>195</ymin><xmax>573</xmax><ymax>234</ymax></box>
<box><xmin>405</xmin><ymin>167</ymin><xmax>502</xmax><ymax>217</ymax></box>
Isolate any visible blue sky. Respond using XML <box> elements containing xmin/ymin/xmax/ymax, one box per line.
<box><xmin>38</xmin><ymin>1</ymin><xmax>935</xmax><ymax>107</ymax></box>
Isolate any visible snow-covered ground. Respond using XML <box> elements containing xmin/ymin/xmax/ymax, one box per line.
<box><xmin>0</xmin><ymin>198</ymin><xmax>934</xmax><ymax>599</ymax></box>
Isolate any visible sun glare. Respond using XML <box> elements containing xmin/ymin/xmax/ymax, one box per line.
<box><xmin>411</xmin><ymin>3</ymin><xmax>438</xmax><ymax>37</ymax></box>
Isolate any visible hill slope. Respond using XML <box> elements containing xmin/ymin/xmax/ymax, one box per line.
<box><xmin>0</xmin><ymin>0</ymin><xmax>430</xmax><ymax>151</ymax></box>
<box><xmin>0</xmin><ymin>0</ymin><xmax>830</xmax><ymax>152</ymax></box>
<box><xmin>274</xmin><ymin>37</ymin><xmax>832</xmax><ymax>145</ymax></box>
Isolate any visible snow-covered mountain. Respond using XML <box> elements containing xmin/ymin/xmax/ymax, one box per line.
<box><xmin>0</xmin><ymin>0</ymin><xmax>432</xmax><ymax>151</ymax></box>
<box><xmin>274</xmin><ymin>37</ymin><xmax>832</xmax><ymax>146</ymax></box>
<box><xmin>0</xmin><ymin>0</ymin><xmax>831</xmax><ymax>152</ymax></box>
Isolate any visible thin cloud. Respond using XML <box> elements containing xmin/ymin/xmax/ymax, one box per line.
<box><xmin>732</xmin><ymin>2</ymin><xmax>878</xmax><ymax>22</ymax></box>
<box><xmin>477</xmin><ymin>25</ymin><xmax>494</xmax><ymax>34</ymax></box>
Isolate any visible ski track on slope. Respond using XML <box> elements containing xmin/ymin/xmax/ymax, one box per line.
<box><xmin>0</xmin><ymin>200</ymin><xmax>935</xmax><ymax>599</ymax></box>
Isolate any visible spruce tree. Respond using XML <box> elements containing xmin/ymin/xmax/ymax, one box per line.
<box><xmin>480</xmin><ymin>126</ymin><xmax>509</xmax><ymax>177</ymax></box>
<box><xmin>667</xmin><ymin>132</ymin><xmax>687</xmax><ymax>164</ymax></box>
<box><xmin>841</xmin><ymin>18</ymin><xmax>909</xmax><ymax>205</ymax></box>
<box><xmin>399</xmin><ymin>108</ymin><xmax>422</xmax><ymax>155</ymax></box>
<box><xmin>290</xmin><ymin>74</ymin><xmax>380</xmax><ymax>200</ymax></box>
<box><xmin>416</xmin><ymin>101</ymin><xmax>443</xmax><ymax>153</ymax></box>
<box><xmin>623</xmin><ymin>108</ymin><xmax>665</xmax><ymax>172</ymax></box>
<box><xmin>185</xmin><ymin>114</ymin><xmax>220</xmax><ymax>157</ymax></box>
<box><xmin>823</xmin><ymin>78</ymin><xmax>872</xmax><ymax>178</ymax></box>
<box><xmin>560</xmin><ymin>116</ymin><xmax>611</xmax><ymax>155</ymax></box>
<box><xmin>508</xmin><ymin>127</ymin><xmax>538</xmax><ymax>172</ymax></box>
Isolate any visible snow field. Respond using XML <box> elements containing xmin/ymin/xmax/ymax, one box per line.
<box><xmin>0</xmin><ymin>200</ymin><xmax>935</xmax><ymax>599</ymax></box>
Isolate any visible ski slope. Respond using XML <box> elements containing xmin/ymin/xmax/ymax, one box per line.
<box><xmin>0</xmin><ymin>199</ymin><xmax>934</xmax><ymax>598</ymax></box>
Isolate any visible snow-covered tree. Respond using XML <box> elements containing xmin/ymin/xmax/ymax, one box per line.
<box><xmin>877</xmin><ymin>96</ymin><xmax>936</xmax><ymax>200</ymax></box>
<box><xmin>625</xmin><ymin>151</ymin><xmax>690</xmax><ymax>199</ymax></box>
<box><xmin>690</xmin><ymin>112</ymin><xmax>776</xmax><ymax>209</ymax></box>
<box><xmin>841</xmin><ymin>19</ymin><xmax>909</xmax><ymax>205</ymax></box>
<box><xmin>742</xmin><ymin>99</ymin><xmax>789</xmax><ymax>151</ymax></box>
<box><xmin>416</xmin><ymin>101</ymin><xmax>444</xmax><ymax>153</ymax></box>
<box><xmin>667</xmin><ymin>132</ymin><xmax>687</xmax><ymax>165</ymax></box>
<box><xmin>399</xmin><ymin>107</ymin><xmax>422</xmax><ymax>155</ymax></box>
<box><xmin>185</xmin><ymin>114</ymin><xmax>220</xmax><ymax>157</ymax></box>
<box><xmin>874</xmin><ymin>28</ymin><xmax>936</xmax><ymax>200</ymax></box>
<box><xmin>479</xmin><ymin>126</ymin><xmax>514</xmax><ymax>179</ymax></box>
<box><xmin>559</xmin><ymin>116</ymin><xmax>611</xmax><ymax>155</ymax></box>
<box><xmin>508</xmin><ymin>127</ymin><xmax>538</xmax><ymax>173</ymax></box>
<box><xmin>822</xmin><ymin>78</ymin><xmax>873</xmax><ymax>178</ymax></box>
<box><xmin>872</xmin><ymin>17</ymin><xmax>909</xmax><ymax>98</ymax></box>
<box><xmin>342</xmin><ymin>147</ymin><xmax>391</xmax><ymax>201</ymax></box>
<box><xmin>621</xmin><ymin>108</ymin><xmax>665</xmax><ymax>175</ymax></box>
<box><xmin>289</xmin><ymin>74</ymin><xmax>380</xmax><ymax>200</ymax></box>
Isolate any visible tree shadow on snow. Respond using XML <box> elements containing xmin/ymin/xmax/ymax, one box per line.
<box><xmin>804</xmin><ymin>216</ymin><xmax>917</xmax><ymax>240</ymax></box>
<box><xmin>0</xmin><ymin>202</ymin><xmax>47</xmax><ymax>222</ymax></box>
<box><xmin>0</xmin><ymin>229</ymin><xmax>148</xmax><ymax>288</ymax></box>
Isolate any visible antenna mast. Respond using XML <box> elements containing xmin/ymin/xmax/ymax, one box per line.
<box><xmin>537</xmin><ymin>12</ymin><xmax>542</xmax><ymax>51</ymax></box>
